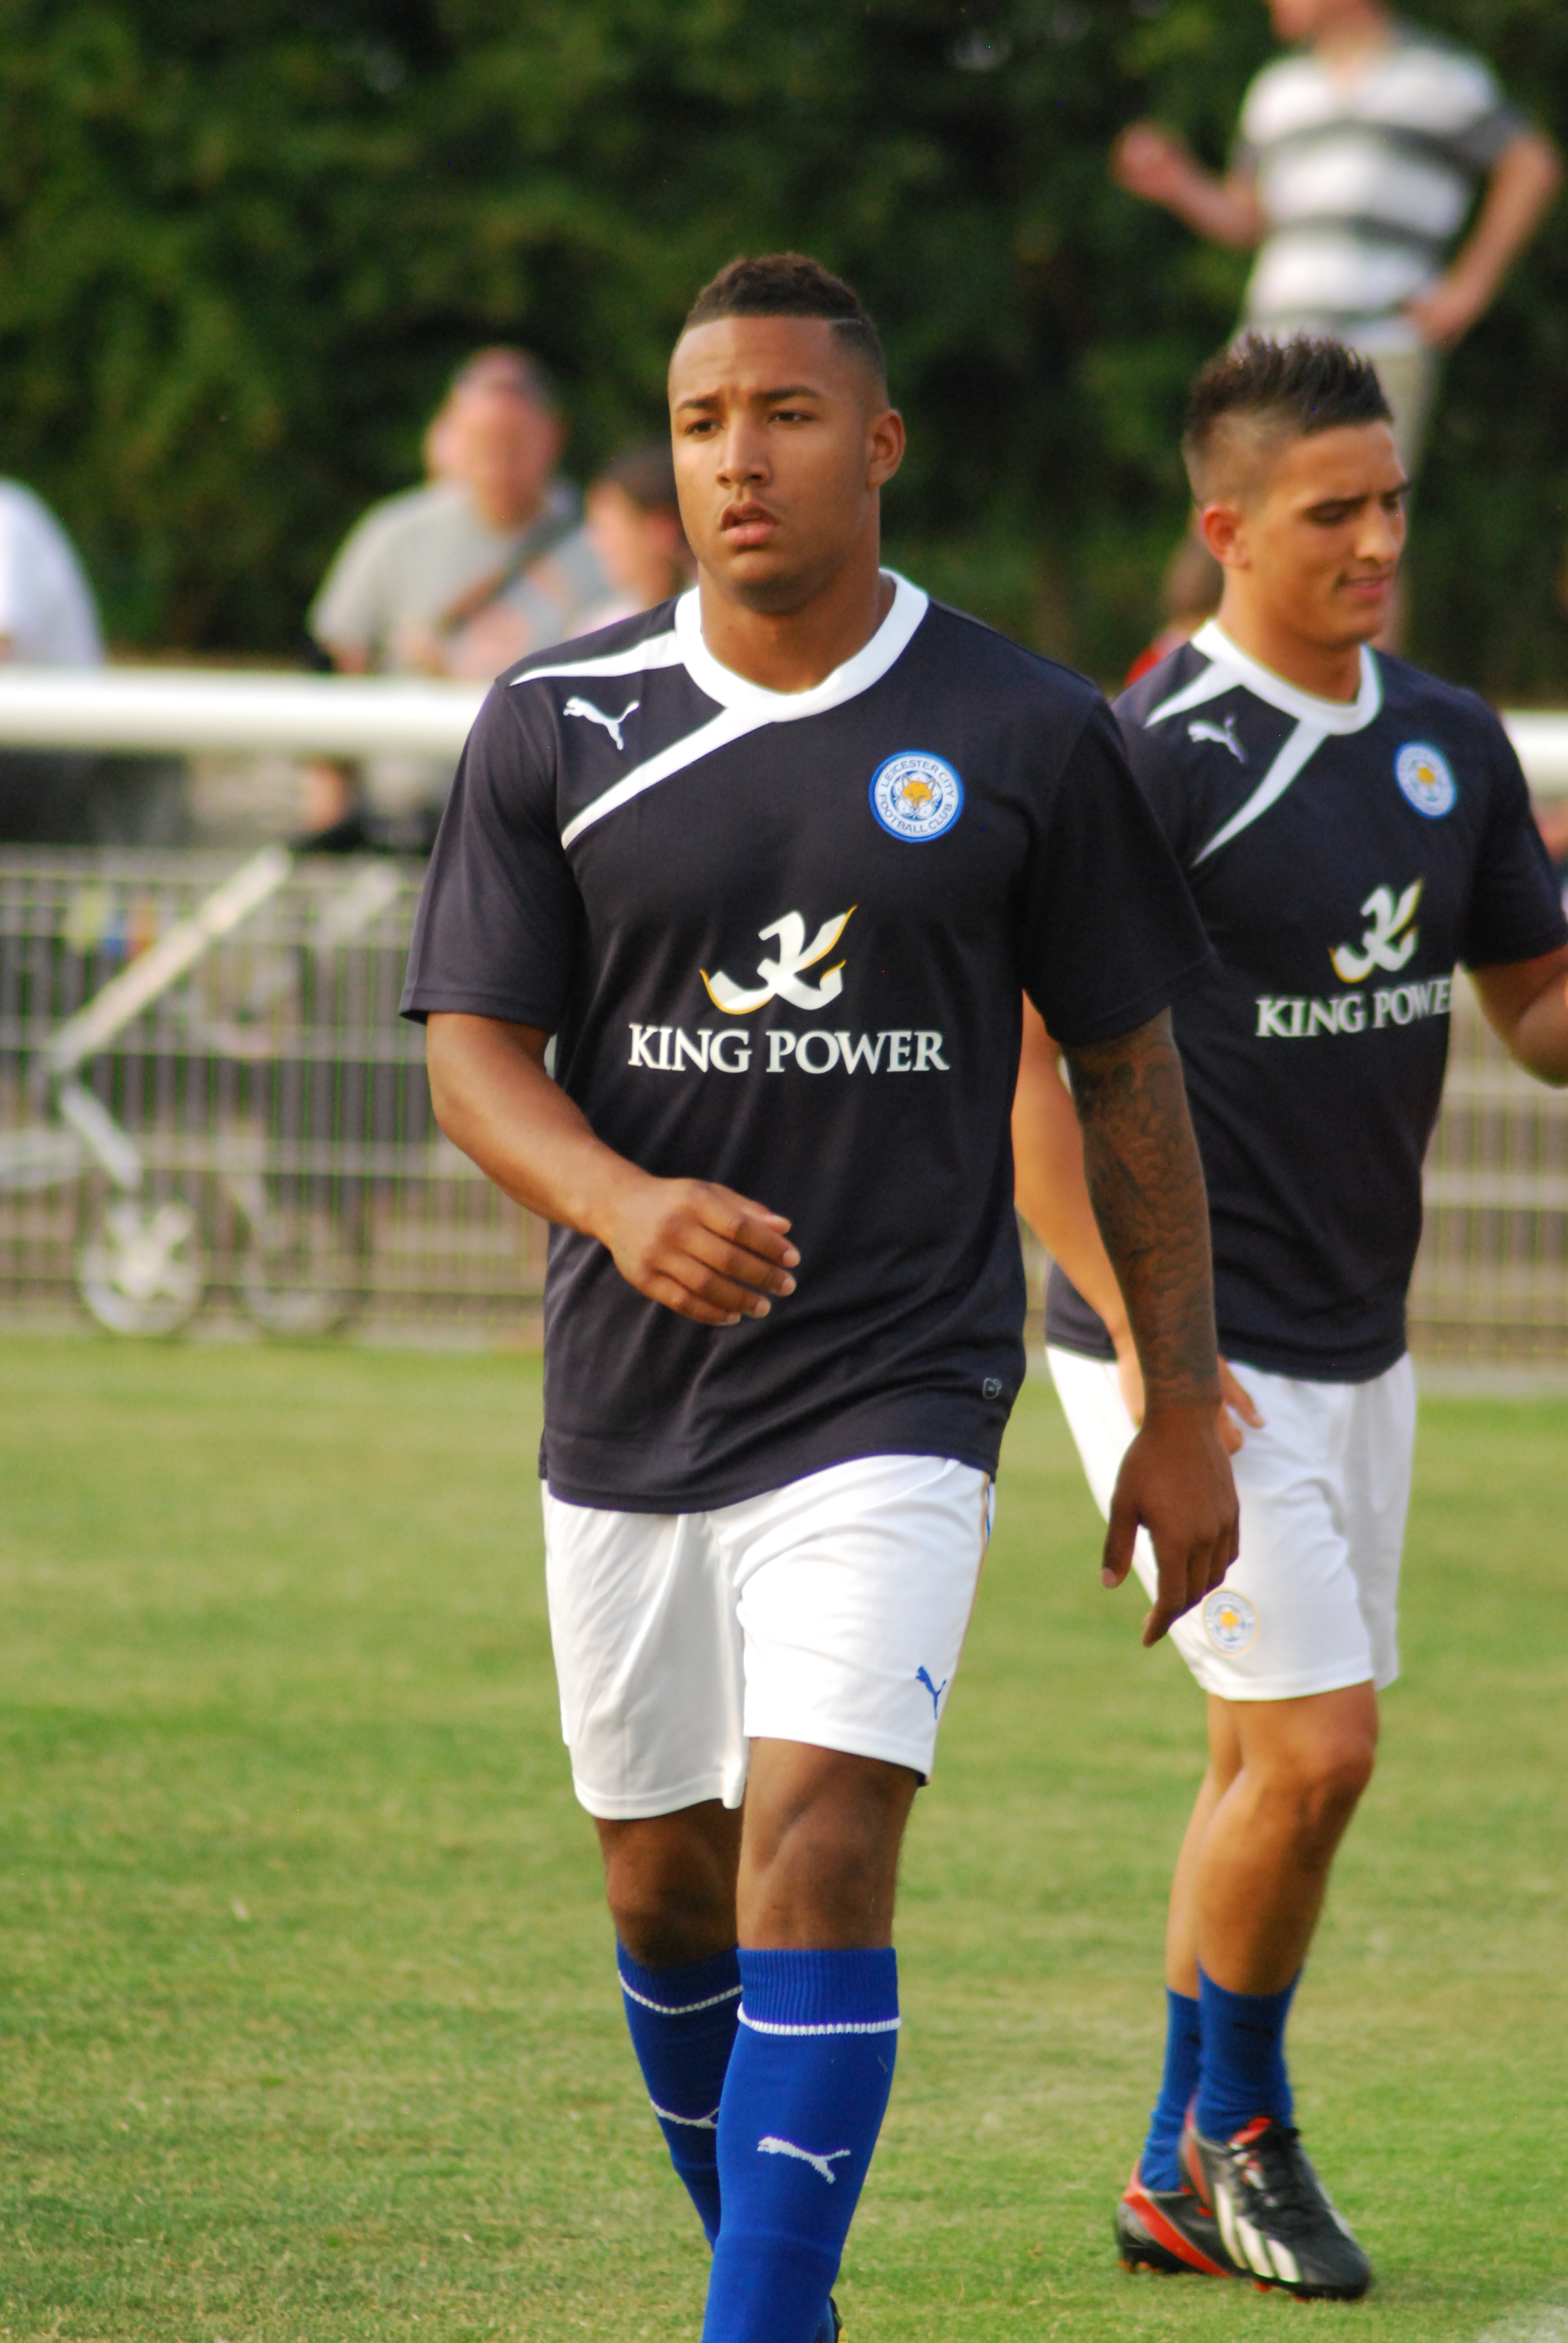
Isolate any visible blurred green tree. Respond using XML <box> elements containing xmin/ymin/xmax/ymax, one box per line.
<box><xmin>0</xmin><ymin>0</ymin><xmax>1563</xmax><ymax>692</ymax></box>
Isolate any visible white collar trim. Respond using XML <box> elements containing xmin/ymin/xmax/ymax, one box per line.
<box><xmin>673</xmin><ymin>571</ymin><xmax>928</xmax><ymax>718</ymax></box>
<box><xmin>1190</xmin><ymin>620</ymin><xmax>1382</xmax><ymax>735</ymax></box>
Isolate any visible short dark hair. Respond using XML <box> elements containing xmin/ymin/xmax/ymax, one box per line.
<box><xmin>681</xmin><ymin>254</ymin><xmax>887</xmax><ymax>393</ymax></box>
<box><xmin>594</xmin><ymin>440</ymin><xmax>679</xmax><ymax>514</ymax></box>
<box><xmin>449</xmin><ymin>346</ymin><xmax>558</xmax><ymax>414</ymax></box>
<box><xmin>1183</xmin><ymin>333</ymin><xmax>1393</xmax><ymax>501</ymax></box>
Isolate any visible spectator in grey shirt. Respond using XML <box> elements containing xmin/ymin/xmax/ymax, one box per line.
<box><xmin>306</xmin><ymin>349</ymin><xmax>607</xmax><ymax>845</ymax></box>
<box><xmin>1111</xmin><ymin>0</ymin><xmax>1560</xmax><ymax>476</ymax></box>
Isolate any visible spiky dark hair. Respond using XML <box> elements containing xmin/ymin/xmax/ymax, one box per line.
<box><xmin>1183</xmin><ymin>333</ymin><xmax>1394</xmax><ymax>500</ymax></box>
<box><xmin>682</xmin><ymin>254</ymin><xmax>887</xmax><ymax>392</ymax></box>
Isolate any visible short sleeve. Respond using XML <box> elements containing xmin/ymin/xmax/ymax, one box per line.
<box><xmin>399</xmin><ymin>685</ymin><xmax>584</xmax><ymax>1029</ymax></box>
<box><xmin>1019</xmin><ymin>699</ymin><xmax>1214</xmax><ymax>1046</ymax></box>
<box><xmin>1448</xmin><ymin>101</ymin><xmax>1529</xmax><ymax>174</ymax></box>
<box><xmin>309</xmin><ymin>506</ymin><xmax>396</xmax><ymax>658</ymax></box>
<box><xmin>1460</xmin><ymin>721</ymin><xmax>1568</xmax><ymax>971</ymax></box>
<box><xmin>1437</xmin><ymin>56</ymin><xmax>1530</xmax><ymax>175</ymax></box>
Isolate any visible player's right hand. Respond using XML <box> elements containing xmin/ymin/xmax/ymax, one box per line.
<box><xmin>596</xmin><ymin>1172</ymin><xmax>800</xmax><ymax>1326</ymax></box>
<box><xmin>1111</xmin><ymin>122</ymin><xmax>1194</xmax><ymax>205</ymax></box>
<box><xmin>1102</xmin><ymin>1402</ymin><xmax>1240</xmax><ymax>1648</ymax></box>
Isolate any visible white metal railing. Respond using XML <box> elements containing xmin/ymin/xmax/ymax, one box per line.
<box><xmin>0</xmin><ymin>668</ymin><xmax>485</xmax><ymax>759</ymax></box>
<box><xmin>0</xmin><ymin>851</ymin><xmax>539</xmax><ymax>1339</ymax></box>
<box><xmin>0</xmin><ymin>840</ymin><xmax>1561</xmax><ymax>1352</ymax></box>
<box><xmin>0</xmin><ymin>666</ymin><xmax>1564</xmax><ymax>792</ymax></box>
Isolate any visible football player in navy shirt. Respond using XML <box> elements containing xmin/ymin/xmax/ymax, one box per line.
<box><xmin>403</xmin><ymin>254</ymin><xmax>1241</xmax><ymax>2343</ymax></box>
<box><xmin>1013</xmin><ymin>335</ymin><xmax>1568</xmax><ymax>2300</ymax></box>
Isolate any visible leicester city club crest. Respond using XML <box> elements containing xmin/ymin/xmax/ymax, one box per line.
<box><xmin>869</xmin><ymin>751</ymin><xmax>964</xmax><ymax>842</ymax></box>
<box><xmin>1394</xmin><ymin>741</ymin><xmax>1456</xmax><ymax>820</ymax></box>
<box><xmin>1203</xmin><ymin>1587</ymin><xmax>1259</xmax><ymax>1657</ymax></box>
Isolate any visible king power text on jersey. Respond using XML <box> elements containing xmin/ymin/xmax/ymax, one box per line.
<box><xmin>628</xmin><ymin>1024</ymin><xmax>951</xmax><ymax>1075</ymax></box>
<box><xmin>1254</xmin><ymin>974</ymin><xmax>1452</xmax><ymax>1040</ymax></box>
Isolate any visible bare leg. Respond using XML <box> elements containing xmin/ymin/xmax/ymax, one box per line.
<box><xmin>596</xmin><ymin>1799</ymin><xmax>743</xmax><ymax>1967</ymax></box>
<box><xmin>595</xmin><ymin>1802</ymin><xmax>745</xmax><ymax>2256</ymax></box>
<box><xmin>595</xmin><ymin>1747</ymin><xmax>919</xmax><ymax>2341</ymax></box>
<box><xmin>707</xmin><ymin>1743</ymin><xmax>917</xmax><ymax>2342</ymax></box>
<box><xmin>1193</xmin><ymin>1682</ymin><xmax>1378</xmax><ymax>1992</ymax></box>
<box><xmin>737</xmin><ymin>1738</ymin><xmax>919</xmax><ymax>1947</ymax></box>
<box><xmin>593</xmin><ymin>1738</ymin><xmax>918</xmax><ymax>1960</ymax></box>
<box><xmin>1164</xmin><ymin>1700</ymin><xmax>1242</xmax><ymax>1996</ymax></box>
<box><xmin>1164</xmin><ymin>1685</ymin><xmax>1376</xmax><ymax>1997</ymax></box>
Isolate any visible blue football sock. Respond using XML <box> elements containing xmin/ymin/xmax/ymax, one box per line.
<box><xmin>618</xmin><ymin>1942</ymin><xmax>742</xmax><ymax>2246</ymax></box>
<box><xmin>1194</xmin><ymin>1967</ymin><xmax>1299</xmax><ymax>2143</ymax></box>
<box><xmin>1140</xmin><ymin>1987</ymin><xmax>1201</xmax><ymax>2192</ymax></box>
<box><xmin>701</xmin><ymin>1947</ymin><xmax>899</xmax><ymax>2343</ymax></box>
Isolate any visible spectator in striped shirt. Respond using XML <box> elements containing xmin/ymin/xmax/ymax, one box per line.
<box><xmin>1112</xmin><ymin>2</ymin><xmax>1560</xmax><ymax>479</ymax></box>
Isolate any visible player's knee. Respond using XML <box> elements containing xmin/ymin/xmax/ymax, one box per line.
<box><xmin>600</xmin><ymin>1820</ymin><xmax>738</xmax><ymax>1968</ymax></box>
<box><xmin>751</xmin><ymin>1820</ymin><xmax>891</xmax><ymax>1939</ymax></box>
<box><xmin>607</xmin><ymin>1869</ymin><xmax>735</xmax><ymax>1968</ymax></box>
<box><xmin>1287</xmin><ymin>1734</ymin><xmax>1376</xmax><ymax>1850</ymax></box>
<box><xmin>743</xmin><ymin>1794</ymin><xmax>908</xmax><ymax>1943</ymax></box>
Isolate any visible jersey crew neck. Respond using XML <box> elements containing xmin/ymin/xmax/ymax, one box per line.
<box><xmin>1046</xmin><ymin>637</ymin><xmax>1568</xmax><ymax>1383</ymax></box>
<box><xmin>1174</xmin><ymin>622</ymin><xmax>1381</xmax><ymax>735</ymax></box>
<box><xmin>404</xmin><ymin>594</ymin><xmax>1212</xmax><ymax>1512</ymax></box>
<box><xmin>673</xmin><ymin>571</ymin><xmax>930</xmax><ymax>716</ymax></box>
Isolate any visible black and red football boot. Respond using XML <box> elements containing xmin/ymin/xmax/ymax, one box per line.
<box><xmin>1181</xmin><ymin>2112</ymin><xmax>1371</xmax><ymax>2299</ymax></box>
<box><xmin>1114</xmin><ymin>2160</ymin><xmax>1236</xmax><ymax>2278</ymax></box>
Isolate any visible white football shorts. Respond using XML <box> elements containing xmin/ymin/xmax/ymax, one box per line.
<box><xmin>542</xmin><ymin>1453</ymin><xmax>995</xmax><ymax>1820</ymax></box>
<box><xmin>1046</xmin><ymin>1347</ymin><xmax>1416</xmax><ymax>1702</ymax></box>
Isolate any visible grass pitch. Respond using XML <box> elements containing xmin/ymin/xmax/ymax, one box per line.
<box><xmin>0</xmin><ymin>1334</ymin><xmax>1564</xmax><ymax>2342</ymax></box>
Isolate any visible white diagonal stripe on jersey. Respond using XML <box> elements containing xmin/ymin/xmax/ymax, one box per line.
<box><xmin>509</xmin><ymin>631</ymin><xmax>685</xmax><ymax>690</ymax></box>
<box><xmin>560</xmin><ymin>706</ymin><xmax>767</xmax><ymax>848</ymax></box>
<box><xmin>1143</xmin><ymin>660</ymin><xmax>1243</xmax><ymax>729</ymax></box>
<box><xmin>1192</xmin><ymin>718</ymin><xmax>1327</xmax><ymax>866</ymax></box>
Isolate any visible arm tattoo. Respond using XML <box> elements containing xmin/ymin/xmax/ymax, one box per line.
<box><xmin>1063</xmin><ymin>1011</ymin><xmax>1220</xmax><ymax>1408</ymax></box>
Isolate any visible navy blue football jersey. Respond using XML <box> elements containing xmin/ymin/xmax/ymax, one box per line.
<box><xmin>403</xmin><ymin>576</ymin><xmax>1210</xmax><ymax>1509</ymax></box>
<box><xmin>1047</xmin><ymin>620</ymin><xmax>1568</xmax><ymax>1382</ymax></box>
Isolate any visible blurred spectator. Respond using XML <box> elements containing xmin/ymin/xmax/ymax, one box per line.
<box><xmin>1112</xmin><ymin>1</ymin><xmax>1561</xmax><ymax>479</ymax></box>
<box><xmin>580</xmin><ymin>442</ymin><xmax>693</xmax><ymax>629</ymax></box>
<box><xmin>421</xmin><ymin>391</ymin><xmax>467</xmax><ymax>485</ymax></box>
<box><xmin>0</xmin><ymin>480</ymin><xmax>102</xmax><ymax>667</ymax></box>
<box><xmin>311</xmin><ymin>349</ymin><xmax>606</xmax><ymax>680</ymax></box>
<box><xmin>305</xmin><ymin>348</ymin><xmax>609</xmax><ymax>846</ymax></box>
<box><xmin>1125</xmin><ymin>527</ymin><xmax>1224</xmax><ymax>687</ymax></box>
<box><xmin>0</xmin><ymin>480</ymin><xmax>103</xmax><ymax>841</ymax></box>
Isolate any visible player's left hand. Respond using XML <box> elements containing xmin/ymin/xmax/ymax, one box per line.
<box><xmin>1218</xmin><ymin>1357</ymin><xmax>1264</xmax><ymax>1453</ymax></box>
<box><xmin>1102</xmin><ymin>1402</ymin><xmax>1240</xmax><ymax>1648</ymax></box>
